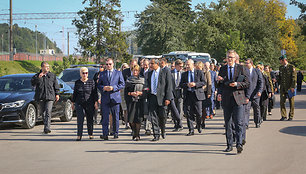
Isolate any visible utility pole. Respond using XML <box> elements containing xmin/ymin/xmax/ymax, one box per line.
<box><xmin>1</xmin><ymin>34</ymin><xmax>3</xmax><ymax>53</ymax></box>
<box><xmin>9</xmin><ymin>0</ymin><xmax>13</xmax><ymax>60</ymax></box>
<box><xmin>35</xmin><ymin>25</ymin><xmax>37</xmax><ymax>60</ymax></box>
<box><xmin>67</xmin><ymin>31</ymin><xmax>69</xmax><ymax>57</ymax></box>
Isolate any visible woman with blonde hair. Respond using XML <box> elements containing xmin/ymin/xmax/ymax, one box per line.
<box><xmin>72</xmin><ymin>67</ymin><xmax>98</xmax><ymax>141</ymax></box>
<box><xmin>125</xmin><ymin>64</ymin><xmax>145</xmax><ymax>141</ymax></box>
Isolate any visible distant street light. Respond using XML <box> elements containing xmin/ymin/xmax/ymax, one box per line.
<box><xmin>35</xmin><ymin>25</ymin><xmax>37</xmax><ymax>60</ymax></box>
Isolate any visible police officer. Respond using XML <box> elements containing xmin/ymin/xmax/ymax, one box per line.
<box><xmin>278</xmin><ymin>55</ymin><xmax>297</xmax><ymax>121</ymax></box>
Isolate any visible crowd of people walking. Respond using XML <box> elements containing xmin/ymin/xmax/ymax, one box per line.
<box><xmin>32</xmin><ymin>49</ymin><xmax>301</xmax><ymax>154</ymax></box>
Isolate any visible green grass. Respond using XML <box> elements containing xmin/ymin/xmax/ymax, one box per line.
<box><xmin>0</xmin><ymin>60</ymin><xmax>62</xmax><ymax>77</ymax></box>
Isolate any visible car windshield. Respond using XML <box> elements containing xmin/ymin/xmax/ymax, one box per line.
<box><xmin>0</xmin><ymin>77</ymin><xmax>34</xmax><ymax>92</ymax></box>
<box><xmin>58</xmin><ymin>68</ymin><xmax>98</xmax><ymax>82</ymax></box>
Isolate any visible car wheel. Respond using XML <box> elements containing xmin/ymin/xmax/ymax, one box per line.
<box><xmin>22</xmin><ymin>103</ymin><xmax>37</xmax><ymax>129</ymax></box>
<box><xmin>60</xmin><ymin>99</ymin><xmax>73</xmax><ymax>122</ymax></box>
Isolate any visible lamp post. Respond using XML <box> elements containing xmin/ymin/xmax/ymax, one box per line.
<box><xmin>35</xmin><ymin>25</ymin><xmax>37</xmax><ymax>60</ymax></box>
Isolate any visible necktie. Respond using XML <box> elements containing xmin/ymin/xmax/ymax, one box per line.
<box><xmin>153</xmin><ymin>71</ymin><xmax>157</xmax><ymax>94</ymax></box>
<box><xmin>229</xmin><ymin>67</ymin><xmax>233</xmax><ymax>81</ymax></box>
<box><xmin>176</xmin><ymin>71</ymin><xmax>180</xmax><ymax>87</ymax></box>
<box><xmin>108</xmin><ymin>71</ymin><xmax>112</xmax><ymax>81</ymax></box>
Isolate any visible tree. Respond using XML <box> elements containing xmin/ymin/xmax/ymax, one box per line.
<box><xmin>135</xmin><ymin>0</ymin><xmax>193</xmax><ymax>55</ymax></box>
<box><xmin>73</xmin><ymin>0</ymin><xmax>128</xmax><ymax>63</ymax></box>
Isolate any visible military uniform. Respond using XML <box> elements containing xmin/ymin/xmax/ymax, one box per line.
<box><xmin>278</xmin><ymin>56</ymin><xmax>297</xmax><ymax>119</ymax></box>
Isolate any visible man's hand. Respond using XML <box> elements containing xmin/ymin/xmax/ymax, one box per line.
<box><xmin>257</xmin><ymin>92</ymin><xmax>261</xmax><ymax>97</ymax></box>
<box><xmin>94</xmin><ymin>102</ymin><xmax>99</xmax><ymax>110</ymax></box>
<box><xmin>268</xmin><ymin>93</ymin><xmax>272</xmax><ymax>98</ymax></box>
<box><xmin>103</xmin><ymin>86</ymin><xmax>113</xmax><ymax>91</ymax></box>
<box><xmin>98</xmin><ymin>99</ymin><xmax>101</xmax><ymax>104</ymax></box>
<box><xmin>245</xmin><ymin>98</ymin><xmax>249</xmax><ymax>104</ymax></box>
<box><xmin>38</xmin><ymin>72</ymin><xmax>44</xmax><ymax>78</ymax></box>
<box><xmin>55</xmin><ymin>95</ymin><xmax>60</xmax><ymax>102</ymax></box>
<box><xmin>217</xmin><ymin>94</ymin><xmax>222</xmax><ymax>101</ymax></box>
<box><xmin>217</xmin><ymin>76</ymin><xmax>224</xmax><ymax>81</ymax></box>
<box><xmin>165</xmin><ymin>100</ymin><xmax>170</xmax><ymax>106</ymax></box>
<box><xmin>291</xmin><ymin>88</ymin><xmax>295</xmax><ymax>93</ymax></box>
<box><xmin>229</xmin><ymin>82</ymin><xmax>237</xmax><ymax>87</ymax></box>
<box><xmin>207</xmin><ymin>95</ymin><xmax>211</xmax><ymax>98</ymax></box>
<box><xmin>136</xmin><ymin>91</ymin><xmax>143</xmax><ymax>96</ymax></box>
<box><xmin>188</xmin><ymin>82</ymin><xmax>196</xmax><ymax>88</ymax></box>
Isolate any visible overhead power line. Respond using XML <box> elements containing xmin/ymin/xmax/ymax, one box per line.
<box><xmin>0</xmin><ymin>11</ymin><xmax>138</xmax><ymax>21</ymax></box>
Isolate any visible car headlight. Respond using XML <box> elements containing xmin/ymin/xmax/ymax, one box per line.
<box><xmin>3</xmin><ymin>100</ymin><xmax>25</xmax><ymax>108</ymax></box>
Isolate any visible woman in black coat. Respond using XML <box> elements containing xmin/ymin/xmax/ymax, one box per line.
<box><xmin>125</xmin><ymin>65</ymin><xmax>145</xmax><ymax>141</ymax></box>
<box><xmin>72</xmin><ymin>67</ymin><xmax>98</xmax><ymax>141</ymax></box>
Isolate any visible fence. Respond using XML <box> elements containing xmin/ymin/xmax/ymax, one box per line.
<box><xmin>0</xmin><ymin>53</ymin><xmax>63</xmax><ymax>61</ymax></box>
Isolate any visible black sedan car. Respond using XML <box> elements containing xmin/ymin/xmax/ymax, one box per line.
<box><xmin>0</xmin><ymin>73</ymin><xmax>74</xmax><ymax>129</ymax></box>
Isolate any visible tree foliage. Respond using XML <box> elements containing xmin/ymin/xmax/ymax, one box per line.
<box><xmin>73</xmin><ymin>0</ymin><xmax>128</xmax><ymax>63</ymax></box>
<box><xmin>0</xmin><ymin>23</ymin><xmax>61</xmax><ymax>54</ymax></box>
<box><xmin>135</xmin><ymin>0</ymin><xmax>193</xmax><ymax>55</ymax></box>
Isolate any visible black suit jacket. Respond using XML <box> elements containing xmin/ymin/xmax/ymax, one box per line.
<box><xmin>146</xmin><ymin>67</ymin><xmax>173</xmax><ymax>106</ymax></box>
<box><xmin>217</xmin><ymin>64</ymin><xmax>249</xmax><ymax>106</ymax></box>
<box><xmin>245</xmin><ymin>68</ymin><xmax>263</xmax><ymax>100</ymax></box>
<box><xmin>171</xmin><ymin>69</ymin><xmax>183</xmax><ymax>98</ymax></box>
<box><xmin>180</xmin><ymin>69</ymin><xmax>206</xmax><ymax>101</ymax></box>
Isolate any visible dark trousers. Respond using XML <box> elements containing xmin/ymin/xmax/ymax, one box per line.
<box><xmin>75</xmin><ymin>103</ymin><xmax>94</xmax><ymax>137</ymax></box>
<box><xmin>205</xmin><ymin>93</ymin><xmax>215</xmax><ymax>116</ymax></box>
<box><xmin>260</xmin><ymin>97</ymin><xmax>269</xmax><ymax>120</ymax></box>
<box><xmin>243</xmin><ymin>98</ymin><xmax>260</xmax><ymax>140</ymax></box>
<box><xmin>148</xmin><ymin>95</ymin><xmax>166</xmax><ymax>137</ymax></box>
<box><xmin>223</xmin><ymin>96</ymin><xmax>244</xmax><ymax>147</ymax></box>
<box><xmin>170</xmin><ymin>98</ymin><xmax>182</xmax><ymax>128</ymax></box>
<box><xmin>184</xmin><ymin>91</ymin><xmax>202</xmax><ymax>133</ymax></box>
<box><xmin>101</xmin><ymin>102</ymin><xmax>120</xmax><ymax>136</ymax></box>
<box><xmin>39</xmin><ymin>100</ymin><xmax>54</xmax><ymax>132</ymax></box>
<box><xmin>297</xmin><ymin>82</ymin><xmax>302</xmax><ymax>92</ymax></box>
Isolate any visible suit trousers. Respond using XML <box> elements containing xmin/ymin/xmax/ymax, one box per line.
<box><xmin>243</xmin><ymin>98</ymin><xmax>260</xmax><ymax>140</ymax></box>
<box><xmin>185</xmin><ymin>91</ymin><xmax>202</xmax><ymax>133</ymax></box>
<box><xmin>205</xmin><ymin>93</ymin><xmax>215</xmax><ymax>116</ymax></box>
<box><xmin>75</xmin><ymin>103</ymin><xmax>94</xmax><ymax>137</ymax></box>
<box><xmin>223</xmin><ymin>96</ymin><xmax>244</xmax><ymax>147</ymax></box>
<box><xmin>280</xmin><ymin>92</ymin><xmax>294</xmax><ymax>118</ymax></box>
<box><xmin>39</xmin><ymin>100</ymin><xmax>54</xmax><ymax>132</ymax></box>
<box><xmin>170</xmin><ymin>98</ymin><xmax>182</xmax><ymax>128</ymax></box>
<box><xmin>148</xmin><ymin>95</ymin><xmax>166</xmax><ymax>137</ymax></box>
<box><xmin>101</xmin><ymin>102</ymin><xmax>120</xmax><ymax>136</ymax></box>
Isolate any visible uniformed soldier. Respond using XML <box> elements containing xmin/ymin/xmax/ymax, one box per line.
<box><xmin>278</xmin><ymin>55</ymin><xmax>297</xmax><ymax>121</ymax></box>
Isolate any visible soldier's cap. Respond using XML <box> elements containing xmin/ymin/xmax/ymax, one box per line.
<box><xmin>279</xmin><ymin>55</ymin><xmax>287</xmax><ymax>60</ymax></box>
<box><xmin>258</xmin><ymin>61</ymin><xmax>264</xmax><ymax>65</ymax></box>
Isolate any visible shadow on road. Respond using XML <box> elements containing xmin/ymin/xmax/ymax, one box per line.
<box><xmin>279</xmin><ymin>126</ymin><xmax>306</xmax><ymax>137</ymax></box>
<box><xmin>86</xmin><ymin>149</ymin><xmax>227</xmax><ymax>155</ymax></box>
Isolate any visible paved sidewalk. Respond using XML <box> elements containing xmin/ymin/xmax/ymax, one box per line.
<box><xmin>0</xmin><ymin>83</ymin><xmax>306</xmax><ymax>174</ymax></box>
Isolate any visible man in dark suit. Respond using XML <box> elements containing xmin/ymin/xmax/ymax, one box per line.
<box><xmin>243</xmin><ymin>58</ymin><xmax>263</xmax><ymax>143</ymax></box>
<box><xmin>180</xmin><ymin>59</ymin><xmax>206</xmax><ymax>136</ymax></box>
<box><xmin>217</xmin><ymin>50</ymin><xmax>249</xmax><ymax>154</ymax></box>
<box><xmin>98</xmin><ymin>58</ymin><xmax>125</xmax><ymax>140</ymax></box>
<box><xmin>171</xmin><ymin>59</ymin><xmax>184</xmax><ymax>131</ymax></box>
<box><xmin>146</xmin><ymin>59</ymin><xmax>173</xmax><ymax>141</ymax></box>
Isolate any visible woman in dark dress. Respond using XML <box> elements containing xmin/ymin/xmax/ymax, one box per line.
<box><xmin>125</xmin><ymin>65</ymin><xmax>145</xmax><ymax>141</ymax></box>
<box><xmin>72</xmin><ymin>67</ymin><xmax>98</xmax><ymax>141</ymax></box>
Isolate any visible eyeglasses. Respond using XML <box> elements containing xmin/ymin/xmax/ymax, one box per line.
<box><xmin>106</xmin><ymin>63</ymin><xmax>112</xmax><ymax>65</ymax></box>
<box><xmin>228</xmin><ymin>56</ymin><xmax>235</xmax><ymax>59</ymax></box>
<box><xmin>82</xmin><ymin>72</ymin><xmax>88</xmax><ymax>74</ymax></box>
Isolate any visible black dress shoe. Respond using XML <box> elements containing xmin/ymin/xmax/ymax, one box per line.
<box><xmin>186</xmin><ymin>132</ymin><xmax>194</xmax><ymax>136</ymax></box>
<box><xmin>237</xmin><ymin>145</ymin><xmax>243</xmax><ymax>154</ymax></box>
<box><xmin>43</xmin><ymin>130</ymin><xmax>51</xmax><ymax>134</ymax></box>
<box><xmin>242</xmin><ymin>139</ymin><xmax>246</xmax><ymax>145</ymax></box>
<box><xmin>280</xmin><ymin>117</ymin><xmax>286</xmax><ymax>121</ymax></box>
<box><xmin>288</xmin><ymin>118</ymin><xmax>293</xmax><ymax>121</ymax></box>
<box><xmin>76</xmin><ymin>137</ymin><xmax>82</xmax><ymax>141</ymax></box>
<box><xmin>224</xmin><ymin>146</ymin><xmax>233</xmax><ymax>152</ymax></box>
<box><xmin>198</xmin><ymin>129</ymin><xmax>202</xmax><ymax>133</ymax></box>
<box><xmin>172</xmin><ymin>127</ymin><xmax>183</xmax><ymax>132</ymax></box>
<box><xmin>161</xmin><ymin>133</ymin><xmax>166</xmax><ymax>139</ymax></box>
<box><xmin>256</xmin><ymin>123</ymin><xmax>260</xmax><ymax>128</ymax></box>
<box><xmin>263</xmin><ymin>117</ymin><xmax>267</xmax><ymax>121</ymax></box>
<box><xmin>114</xmin><ymin>134</ymin><xmax>119</xmax><ymax>139</ymax></box>
<box><xmin>151</xmin><ymin>136</ymin><xmax>160</xmax><ymax>141</ymax></box>
<box><xmin>100</xmin><ymin>135</ymin><xmax>108</xmax><ymax>140</ymax></box>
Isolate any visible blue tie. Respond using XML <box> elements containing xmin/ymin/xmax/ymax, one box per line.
<box><xmin>153</xmin><ymin>71</ymin><xmax>157</xmax><ymax>94</ymax></box>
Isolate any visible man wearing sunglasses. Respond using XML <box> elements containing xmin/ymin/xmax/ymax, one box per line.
<box><xmin>98</xmin><ymin>58</ymin><xmax>125</xmax><ymax>140</ymax></box>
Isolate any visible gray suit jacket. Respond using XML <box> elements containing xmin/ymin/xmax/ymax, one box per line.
<box><xmin>171</xmin><ymin>69</ymin><xmax>183</xmax><ymax>98</ymax></box>
<box><xmin>245</xmin><ymin>68</ymin><xmax>264</xmax><ymax>100</ymax></box>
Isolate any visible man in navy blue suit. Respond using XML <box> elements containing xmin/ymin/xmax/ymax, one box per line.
<box><xmin>243</xmin><ymin>58</ymin><xmax>263</xmax><ymax>144</ymax></box>
<box><xmin>217</xmin><ymin>50</ymin><xmax>249</xmax><ymax>154</ymax></box>
<box><xmin>98</xmin><ymin>58</ymin><xmax>125</xmax><ymax>140</ymax></box>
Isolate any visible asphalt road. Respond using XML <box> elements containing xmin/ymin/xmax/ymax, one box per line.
<box><xmin>1</xmin><ymin>84</ymin><xmax>306</xmax><ymax>174</ymax></box>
